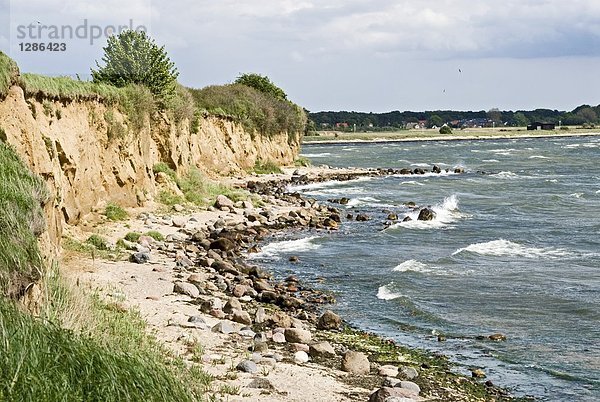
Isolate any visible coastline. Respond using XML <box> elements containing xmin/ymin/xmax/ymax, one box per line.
<box><xmin>64</xmin><ymin>166</ymin><xmax>530</xmax><ymax>401</ymax></box>
<box><xmin>302</xmin><ymin>130</ymin><xmax>600</xmax><ymax>145</ymax></box>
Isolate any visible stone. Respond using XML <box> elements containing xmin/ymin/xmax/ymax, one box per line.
<box><xmin>356</xmin><ymin>213</ymin><xmax>370</xmax><ymax>222</ymax></box>
<box><xmin>232</xmin><ymin>284</ymin><xmax>247</xmax><ymax>298</ymax></box>
<box><xmin>231</xmin><ymin>309</ymin><xmax>253</xmax><ymax>325</ymax></box>
<box><xmin>255</xmin><ymin>307</ymin><xmax>267</xmax><ymax>324</ymax></box>
<box><xmin>236</xmin><ymin>360</ymin><xmax>258</xmax><ymax>374</ymax></box>
<box><xmin>269</xmin><ymin>311</ymin><xmax>292</xmax><ymax>328</ymax></box>
<box><xmin>223</xmin><ymin>297</ymin><xmax>242</xmax><ymax>314</ymax></box>
<box><xmin>294</xmin><ymin>351</ymin><xmax>309</xmax><ymax>364</ymax></box>
<box><xmin>173</xmin><ymin>281</ymin><xmax>200</xmax><ymax>298</ymax></box>
<box><xmin>379</xmin><ymin>365</ymin><xmax>399</xmax><ymax>377</ymax></box>
<box><xmin>417</xmin><ymin>208</ymin><xmax>435</xmax><ymax>221</ymax></box>
<box><xmin>432</xmin><ymin>165</ymin><xmax>442</xmax><ymax>174</ymax></box>
<box><xmin>209</xmin><ymin>309</ymin><xmax>226</xmax><ymax>319</ymax></box>
<box><xmin>210</xmin><ymin>238</ymin><xmax>236</xmax><ymax>252</ymax></box>
<box><xmin>211</xmin><ymin>321</ymin><xmax>235</xmax><ymax>334</ymax></box>
<box><xmin>173</xmin><ymin>204</ymin><xmax>185</xmax><ymax>212</ymax></box>
<box><xmin>172</xmin><ymin>216</ymin><xmax>187</xmax><ymax>227</ymax></box>
<box><xmin>369</xmin><ymin>387</ymin><xmax>419</xmax><ymax>402</ymax></box>
<box><xmin>382</xmin><ymin>377</ymin><xmax>402</xmax><ymax>387</ymax></box>
<box><xmin>291</xmin><ymin>343</ymin><xmax>310</xmax><ymax>353</ymax></box>
<box><xmin>309</xmin><ymin>342</ymin><xmax>336</xmax><ymax>358</ymax></box>
<box><xmin>211</xmin><ymin>260</ymin><xmax>239</xmax><ymax>275</ymax></box>
<box><xmin>284</xmin><ymin>328</ymin><xmax>312</xmax><ymax>344</ymax></box>
<box><xmin>471</xmin><ymin>368</ymin><xmax>486</xmax><ymax>378</ymax></box>
<box><xmin>239</xmin><ymin>328</ymin><xmax>256</xmax><ymax>338</ymax></box>
<box><xmin>387</xmin><ymin>213</ymin><xmax>398</xmax><ymax>221</ymax></box>
<box><xmin>130</xmin><ymin>252</ymin><xmax>150</xmax><ymax>264</ymax></box>
<box><xmin>272</xmin><ymin>332</ymin><xmax>286</xmax><ymax>343</ymax></box>
<box><xmin>488</xmin><ymin>333</ymin><xmax>507</xmax><ymax>341</ymax></box>
<box><xmin>187</xmin><ymin>273</ymin><xmax>204</xmax><ymax>285</ymax></box>
<box><xmin>341</xmin><ymin>351</ymin><xmax>370</xmax><ymax>375</ymax></box>
<box><xmin>214</xmin><ymin>194</ymin><xmax>235</xmax><ymax>210</ymax></box>
<box><xmin>317</xmin><ymin>310</ymin><xmax>342</xmax><ymax>330</ymax></box>
<box><xmin>248</xmin><ymin>378</ymin><xmax>274</xmax><ymax>390</ymax></box>
<box><xmin>397</xmin><ymin>381</ymin><xmax>421</xmax><ymax>395</ymax></box>
<box><xmin>400</xmin><ymin>367</ymin><xmax>419</xmax><ymax>380</ymax></box>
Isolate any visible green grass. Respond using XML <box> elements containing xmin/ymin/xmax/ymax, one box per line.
<box><xmin>21</xmin><ymin>73</ymin><xmax>125</xmax><ymax>103</ymax></box>
<box><xmin>85</xmin><ymin>235</ymin><xmax>109</xmax><ymax>251</ymax></box>
<box><xmin>124</xmin><ymin>232</ymin><xmax>142</xmax><ymax>243</ymax></box>
<box><xmin>153</xmin><ymin>162</ymin><xmax>177</xmax><ymax>180</ymax></box>
<box><xmin>294</xmin><ymin>156</ymin><xmax>312</xmax><ymax>167</ymax></box>
<box><xmin>0</xmin><ymin>141</ymin><xmax>49</xmax><ymax>297</ymax></box>
<box><xmin>144</xmin><ymin>231</ymin><xmax>165</xmax><ymax>242</ymax></box>
<box><xmin>105</xmin><ymin>203</ymin><xmax>128</xmax><ymax>221</ymax></box>
<box><xmin>178</xmin><ymin>168</ymin><xmax>248</xmax><ymax>206</ymax></box>
<box><xmin>252</xmin><ymin>159</ymin><xmax>283</xmax><ymax>174</ymax></box>
<box><xmin>157</xmin><ymin>190</ymin><xmax>185</xmax><ymax>206</ymax></box>
<box><xmin>0</xmin><ymin>52</ymin><xmax>20</xmax><ymax>98</ymax></box>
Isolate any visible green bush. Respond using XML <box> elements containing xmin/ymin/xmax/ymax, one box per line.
<box><xmin>157</xmin><ymin>190</ymin><xmax>184</xmax><ymax>206</ymax></box>
<box><xmin>253</xmin><ymin>159</ymin><xmax>282</xmax><ymax>174</ymax></box>
<box><xmin>144</xmin><ymin>231</ymin><xmax>165</xmax><ymax>242</ymax></box>
<box><xmin>0</xmin><ymin>52</ymin><xmax>20</xmax><ymax>99</ymax></box>
<box><xmin>178</xmin><ymin>168</ymin><xmax>248</xmax><ymax>206</ymax></box>
<box><xmin>439</xmin><ymin>125</ymin><xmax>452</xmax><ymax>134</ymax></box>
<box><xmin>153</xmin><ymin>162</ymin><xmax>177</xmax><ymax>180</ymax></box>
<box><xmin>85</xmin><ymin>234</ymin><xmax>109</xmax><ymax>251</ymax></box>
<box><xmin>92</xmin><ymin>30</ymin><xmax>179</xmax><ymax>107</ymax></box>
<box><xmin>235</xmin><ymin>73</ymin><xmax>287</xmax><ymax>101</ymax></box>
<box><xmin>105</xmin><ymin>203</ymin><xmax>128</xmax><ymax>221</ymax></box>
<box><xmin>124</xmin><ymin>232</ymin><xmax>141</xmax><ymax>243</ymax></box>
<box><xmin>294</xmin><ymin>156</ymin><xmax>312</xmax><ymax>167</ymax></box>
<box><xmin>0</xmin><ymin>141</ymin><xmax>49</xmax><ymax>297</ymax></box>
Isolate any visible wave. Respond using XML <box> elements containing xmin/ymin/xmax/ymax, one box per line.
<box><xmin>529</xmin><ymin>155</ymin><xmax>550</xmax><ymax>159</ymax></box>
<box><xmin>394</xmin><ymin>260</ymin><xmax>431</xmax><ymax>273</ymax></box>
<box><xmin>249</xmin><ymin>236</ymin><xmax>321</xmax><ymax>259</ymax></box>
<box><xmin>299</xmin><ymin>152</ymin><xmax>332</xmax><ymax>158</ymax></box>
<box><xmin>304</xmin><ymin>186</ymin><xmax>366</xmax><ymax>197</ymax></box>
<box><xmin>287</xmin><ymin>176</ymin><xmax>373</xmax><ymax>192</ymax></box>
<box><xmin>492</xmin><ymin>171</ymin><xmax>519</xmax><ymax>179</ymax></box>
<box><xmin>482</xmin><ymin>159</ymin><xmax>500</xmax><ymax>163</ymax></box>
<box><xmin>452</xmin><ymin>239</ymin><xmax>570</xmax><ymax>259</ymax></box>
<box><xmin>399</xmin><ymin>181</ymin><xmax>425</xmax><ymax>186</ymax></box>
<box><xmin>389</xmin><ymin>194</ymin><xmax>464</xmax><ymax>230</ymax></box>
<box><xmin>377</xmin><ymin>284</ymin><xmax>402</xmax><ymax>300</ymax></box>
<box><xmin>569</xmin><ymin>193</ymin><xmax>584</xmax><ymax>198</ymax></box>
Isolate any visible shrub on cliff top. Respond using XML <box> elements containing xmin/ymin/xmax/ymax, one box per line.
<box><xmin>0</xmin><ymin>141</ymin><xmax>49</xmax><ymax>297</ymax></box>
<box><xmin>234</xmin><ymin>73</ymin><xmax>287</xmax><ymax>101</ymax></box>
<box><xmin>92</xmin><ymin>30</ymin><xmax>179</xmax><ymax>107</ymax></box>
<box><xmin>0</xmin><ymin>52</ymin><xmax>20</xmax><ymax>99</ymax></box>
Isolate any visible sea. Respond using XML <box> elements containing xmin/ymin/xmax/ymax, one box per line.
<box><xmin>248</xmin><ymin>135</ymin><xmax>600</xmax><ymax>401</ymax></box>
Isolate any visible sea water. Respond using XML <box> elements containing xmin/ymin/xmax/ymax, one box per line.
<box><xmin>250</xmin><ymin>136</ymin><xmax>600</xmax><ymax>401</ymax></box>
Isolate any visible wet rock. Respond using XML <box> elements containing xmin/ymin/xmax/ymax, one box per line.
<box><xmin>294</xmin><ymin>351</ymin><xmax>310</xmax><ymax>364</ymax></box>
<box><xmin>289</xmin><ymin>255</ymin><xmax>299</xmax><ymax>263</ymax></box>
<box><xmin>341</xmin><ymin>351</ymin><xmax>370</xmax><ymax>375</ymax></box>
<box><xmin>317</xmin><ymin>310</ymin><xmax>342</xmax><ymax>330</ymax></box>
<box><xmin>253</xmin><ymin>279</ymin><xmax>274</xmax><ymax>292</ymax></box>
<box><xmin>284</xmin><ymin>328</ymin><xmax>312</xmax><ymax>344</ymax></box>
<box><xmin>356</xmin><ymin>213</ymin><xmax>370</xmax><ymax>222</ymax></box>
<box><xmin>488</xmin><ymin>333</ymin><xmax>507</xmax><ymax>341</ymax></box>
<box><xmin>399</xmin><ymin>168</ymin><xmax>412</xmax><ymax>175</ymax></box>
<box><xmin>432</xmin><ymin>165</ymin><xmax>442</xmax><ymax>174</ymax></box>
<box><xmin>309</xmin><ymin>342</ymin><xmax>336</xmax><ymax>358</ymax></box>
<box><xmin>236</xmin><ymin>360</ymin><xmax>258</xmax><ymax>374</ymax></box>
<box><xmin>211</xmin><ymin>321</ymin><xmax>235</xmax><ymax>334</ymax></box>
<box><xmin>323</xmin><ymin>218</ymin><xmax>338</xmax><ymax>229</ymax></box>
<box><xmin>260</xmin><ymin>291</ymin><xmax>279</xmax><ymax>304</ymax></box>
<box><xmin>339</xmin><ymin>197</ymin><xmax>350</xmax><ymax>205</ymax></box>
<box><xmin>130</xmin><ymin>252</ymin><xmax>150</xmax><ymax>264</ymax></box>
<box><xmin>471</xmin><ymin>368</ymin><xmax>486</xmax><ymax>378</ymax></box>
<box><xmin>387</xmin><ymin>213</ymin><xmax>398</xmax><ymax>221</ymax></box>
<box><xmin>454</xmin><ymin>167</ymin><xmax>465</xmax><ymax>174</ymax></box>
<box><xmin>210</xmin><ymin>238</ymin><xmax>236</xmax><ymax>252</ymax></box>
<box><xmin>402</xmin><ymin>216</ymin><xmax>413</xmax><ymax>222</ymax></box>
<box><xmin>417</xmin><ymin>208</ymin><xmax>435</xmax><ymax>221</ymax></box>
<box><xmin>173</xmin><ymin>281</ymin><xmax>200</xmax><ymax>298</ymax></box>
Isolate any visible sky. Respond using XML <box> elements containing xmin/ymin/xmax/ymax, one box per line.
<box><xmin>2</xmin><ymin>0</ymin><xmax>600</xmax><ymax>112</ymax></box>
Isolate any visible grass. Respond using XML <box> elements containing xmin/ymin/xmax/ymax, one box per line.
<box><xmin>105</xmin><ymin>203</ymin><xmax>128</xmax><ymax>221</ymax></box>
<box><xmin>144</xmin><ymin>231</ymin><xmax>165</xmax><ymax>242</ymax></box>
<box><xmin>0</xmin><ymin>141</ymin><xmax>49</xmax><ymax>297</ymax></box>
<box><xmin>85</xmin><ymin>234</ymin><xmax>109</xmax><ymax>251</ymax></box>
<box><xmin>294</xmin><ymin>156</ymin><xmax>312</xmax><ymax>167</ymax></box>
<box><xmin>21</xmin><ymin>73</ymin><xmax>125</xmax><ymax>104</ymax></box>
<box><xmin>253</xmin><ymin>158</ymin><xmax>283</xmax><ymax>174</ymax></box>
<box><xmin>124</xmin><ymin>232</ymin><xmax>142</xmax><ymax>243</ymax></box>
<box><xmin>178</xmin><ymin>168</ymin><xmax>248</xmax><ymax>206</ymax></box>
<box><xmin>0</xmin><ymin>52</ymin><xmax>20</xmax><ymax>98</ymax></box>
<box><xmin>157</xmin><ymin>190</ymin><xmax>185</xmax><ymax>206</ymax></box>
<box><xmin>153</xmin><ymin>162</ymin><xmax>177</xmax><ymax>180</ymax></box>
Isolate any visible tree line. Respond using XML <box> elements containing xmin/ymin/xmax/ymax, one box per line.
<box><xmin>309</xmin><ymin>104</ymin><xmax>600</xmax><ymax>130</ymax></box>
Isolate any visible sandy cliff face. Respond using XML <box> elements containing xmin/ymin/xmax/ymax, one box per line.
<box><xmin>0</xmin><ymin>84</ymin><xmax>300</xmax><ymax>244</ymax></box>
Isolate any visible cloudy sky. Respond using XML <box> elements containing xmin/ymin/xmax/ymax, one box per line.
<box><xmin>2</xmin><ymin>0</ymin><xmax>600</xmax><ymax>112</ymax></box>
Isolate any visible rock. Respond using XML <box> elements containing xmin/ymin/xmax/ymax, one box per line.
<box><xmin>209</xmin><ymin>309</ymin><xmax>226</xmax><ymax>319</ymax></box>
<box><xmin>232</xmin><ymin>284</ymin><xmax>247</xmax><ymax>298</ymax></box>
<box><xmin>289</xmin><ymin>255</ymin><xmax>299</xmax><ymax>263</ymax></box>
<box><xmin>454</xmin><ymin>167</ymin><xmax>465</xmax><ymax>174</ymax></box>
<box><xmin>379</xmin><ymin>365</ymin><xmax>399</xmax><ymax>377</ymax></box>
<box><xmin>400</xmin><ymin>367</ymin><xmax>419</xmax><ymax>380</ymax></box>
<box><xmin>187</xmin><ymin>273</ymin><xmax>204</xmax><ymax>285</ymax></box>
<box><xmin>231</xmin><ymin>309</ymin><xmax>253</xmax><ymax>325</ymax></box>
<box><xmin>317</xmin><ymin>310</ymin><xmax>342</xmax><ymax>330</ymax></box>
<box><xmin>284</xmin><ymin>328</ymin><xmax>312</xmax><ymax>344</ymax></box>
<box><xmin>253</xmin><ymin>279</ymin><xmax>274</xmax><ymax>292</ymax></box>
<box><xmin>272</xmin><ymin>332</ymin><xmax>286</xmax><ymax>343</ymax></box>
<box><xmin>417</xmin><ymin>208</ymin><xmax>435</xmax><ymax>221</ymax></box>
<box><xmin>173</xmin><ymin>203</ymin><xmax>185</xmax><ymax>212</ymax></box>
<box><xmin>255</xmin><ymin>307</ymin><xmax>267</xmax><ymax>324</ymax></box>
<box><xmin>291</xmin><ymin>343</ymin><xmax>310</xmax><ymax>353</ymax></box>
<box><xmin>214</xmin><ymin>195</ymin><xmax>235</xmax><ymax>210</ymax></box>
<box><xmin>339</xmin><ymin>197</ymin><xmax>350</xmax><ymax>205</ymax></box>
<box><xmin>239</xmin><ymin>328</ymin><xmax>256</xmax><ymax>338</ymax></box>
<box><xmin>309</xmin><ymin>342</ymin><xmax>336</xmax><ymax>358</ymax></box>
<box><xmin>173</xmin><ymin>281</ymin><xmax>200</xmax><ymax>298</ymax></box>
<box><xmin>432</xmin><ymin>165</ymin><xmax>442</xmax><ymax>174</ymax></box>
<box><xmin>130</xmin><ymin>252</ymin><xmax>150</xmax><ymax>264</ymax></box>
<box><xmin>223</xmin><ymin>298</ymin><xmax>242</xmax><ymax>314</ymax></box>
<box><xmin>188</xmin><ymin>315</ymin><xmax>206</xmax><ymax>325</ymax></box>
<box><xmin>397</xmin><ymin>381</ymin><xmax>420</xmax><ymax>395</ymax></box>
<box><xmin>471</xmin><ymin>368</ymin><xmax>486</xmax><ymax>378</ymax></box>
<box><xmin>248</xmin><ymin>378</ymin><xmax>275</xmax><ymax>390</ymax></box>
<box><xmin>356</xmin><ymin>213</ymin><xmax>370</xmax><ymax>222</ymax></box>
<box><xmin>211</xmin><ymin>321</ymin><xmax>235</xmax><ymax>334</ymax></box>
<box><xmin>294</xmin><ymin>351</ymin><xmax>310</xmax><ymax>364</ymax></box>
<box><xmin>269</xmin><ymin>311</ymin><xmax>292</xmax><ymax>328</ymax></box>
<box><xmin>341</xmin><ymin>351</ymin><xmax>370</xmax><ymax>375</ymax></box>
<box><xmin>211</xmin><ymin>260</ymin><xmax>239</xmax><ymax>275</ymax></box>
<box><xmin>210</xmin><ymin>238</ymin><xmax>236</xmax><ymax>252</ymax></box>
<box><xmin>488</xmin><ymin>333</ymin><xmax>507</xmax><ymax>341</ymax></box>
<box><xmin>402</xmin><ymin>216</ymin><xmax>413</xmax><ymax>222</ymax></box>
<box><xmin>172</xmin><ymin>216</ymin><xmax>187</xmax><ymax>227</ymax></box>
<box><xmin>323</xmin><ymin>218</ymin><xmax>338</xmax><ymax>228</ymax></box>
<box><xmin>382</xmin><ymin>377</ymin><xmax>402</xmax><ymax>387</ymax></box>
<box><xmin>387</xmin><ymin>213</ymin><xmax>398</xmax><ymax>221</ymax></box>
<box><xmin>369</xmin><ymin>387</ymin><xmax>419</xmax><ymax>402</ymax></box>
<box><xmin>236</xmin><ymin>360</ymin><xmax>258</xmax><ymax>374</ymax></box>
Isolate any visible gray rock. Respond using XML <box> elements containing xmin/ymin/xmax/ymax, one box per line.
<box><xmin>173</xmin><ymin>281</ymin><xmax>200</xmax><ymax>298</ymax></box>
<box><xmin>369</xmin><ymin>387</ymin><xmax>419</xmax><ymax>402</ymax></box>
<box><xmin>211</xmin><ymin>321</ymin><xmax>235</xmax><ymax>334</ymax></box>
<box><xmin>215</xmin><ymin>195</ymin><xmax>235</xmax><ymax>210</ymax></box>
<box><xmin>248</xmin><ymin>378</ymin><xmax>274</xmax><ymax>390</ymax></box>
<box><xmin>341</xmin><ymin>351</ymin><xmax>370</xmax><ymax>375</ymax></box>
<box><xmin>231</xmin><ymin>309</ymin><xmax>253</xmax><ymax>325</ymax></box>
<box><xmin>130</xmin><ymin>252</ymin><xmax>150</xmax><ymax>264</ymax></box>
<box><xmin>294</xmin><ymin>351</ymin><xmax>309</xmax><ymax>364</ymax></box>
<box><xmin>396</xmin><ymin>381</ymin><xmax>420</xmax><ymax>395</ymax></box>
<box><xmin>236</xmin><ymin>360</ymin><xmax>258</xmax><ymax>374</ymax></box>
<box><xmin>272</xmin><ymin>332</ymin><xmax>286</xmax><ymax>343</ymax></box>
<box><xmin>187</xmin><ymin>316</ymin><xmax>206</xmax><ymax>324</ymax></box>
<box><xmin>223</xmin><ymin>297</ymin><xmax>242</xmax><ymax>314</ymax></box>
<box><xmin>309</xmin><ymin>342</ymin><xmax>336</xmax><ymax>358</ymax></box>
<box><xmin>172</xmin><ymin>216</ymin><xmax>188</xmax><ymax>227</ymax></box>
<box><xmin>284</xmin><ymin>328</ymin><xmax>312</xmax><ymax>344</ymax></box>
<box><xmin>399</xmin><ymin>367</ymin><xmax>419</xmax><ymax>380</ymax></box>
<box><xmin>383</xmin><ymin>377</ymin><xmax>402</xmax><ymax>387</ymax></box>
<box><xmin>255</xmin><ymin>307</ymin><xmax>267</xmax><ymax>324</ymax></box>
<box><xmin>379</xmin><ymin>365</ymin><xmax>399</xmax><ymax>377</ymax></box>
<box><xmin>417</xmin><ymin>208</ymin><xmax>435</xmax><ymax>221</ymax></box>
<box><xmin>173</xmin><ymin>204</ymin><xmax>185</xmax><ymax>212</ymax></box>
<box><xmin>317</xmin><ymin>310</ymin><xmax>342</xmax><ymax>330</ymax></box>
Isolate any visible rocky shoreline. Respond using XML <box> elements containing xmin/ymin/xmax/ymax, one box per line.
<box><xmin>67</xmin><ymin>166</ymin><xmax>532</xmax><ymax>401</ymax></box>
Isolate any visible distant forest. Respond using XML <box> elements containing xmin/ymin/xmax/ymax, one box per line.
<box><xmin>308</xmin><ymin>104</ymin><xmax>600</xmax><ymax>131</ymax></box>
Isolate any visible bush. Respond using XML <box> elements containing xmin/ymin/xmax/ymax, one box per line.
<box><xmin>92</xmin><ymin>30</ymin><xmax>179</xmax><ymax>107</ymax></box>
<box><xmin>235</xmin><ymin>73</ymin><xmax>287</xmax><ymax>101</ymax></box>
<box><xmin>104</xmin><ymin>203</ymin><xmax>128</xmax><ymax>221</ymax></box>
<box><xmin>0</xmin><ymin>141</ymin><xmax>49</xmax><ymax>297</ymax></box>
<box><xmin>123</xmin><ymin>232</ymin><xmax>141</xmax><ymax>243</ymax></box>
<box><xmin>253</xmin><ymin>159</ymin><xmax>282</xmax><ymax>174</ymax></box>
<box><xmin>178</xmin><ymin>168</ymin><xmax>248</xmax><ymax>206</ymax></box>
<box><xmin>294</xmin><ymin>156</ymin><xmax>312</xmax><ymax>167</ymax></box>
<box><xmin>153</xmin><ymin>162</ymin><xmax>177</xmax><ymax>180</ymax></box>
<box><xmin>85</xmin><ymin>234</ymin><xmax>109</xmax><ymax>251</ymax></box>
<box><xmin>144</xmin><ymin>231</ymin><xmax>165</xmax><ymax>242</ymax></box>
<box><xmin>439</xmin><ymin>125</ymin><xmax>452</xmax><ymax>134</ymax></box>
<box><xmin>0</xmin><ymin>52</ymin><xmax>20</xmax><ymax>99</ymax></box>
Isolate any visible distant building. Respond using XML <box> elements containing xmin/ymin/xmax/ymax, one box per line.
<box><xmin>335</xmin><ymin>122</ymin><xmax>349</xmax><ymax>128</ymax></box>
<box><xmin>405</xmin><ymin>122</ymin><xmax>421</xmax><ymax>129</ymax></box>
<box><xmin>527</xmin><ymin>122</ymin><xmax>555</xmax><ymax>131</ymax></box>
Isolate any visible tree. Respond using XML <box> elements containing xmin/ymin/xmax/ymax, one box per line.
<box><xmin>576</xmin><ymin>107</ymin><xmax>597</xmax><ymax>124</ymax></box>
<box><xmin>92</xmin><ymin>30</ymin><xmax>179</xmax><ymax>106</ymax></box>
<box><xmin>513</xmin><ymin>112</ymin><xmax>529</xmax><ymax>127</ymax></box>
<box><xmin>487</xmin><ymin>108</ymin><xmax>502</xmax><ymax>123</ymax></box>
<box><xmin>439</xmin><ymin>125</ymin><xmax>452</xmax><ymax>134</ymax></box>
<box><xmin>234</xmin><ymin>73</ymin><xmax>287</xmax><ymax>101</ymax></box>
<box><xmin>429</xmin><ymin>114</ymin><xmax>443</xmax><ymax>128</ymax></box>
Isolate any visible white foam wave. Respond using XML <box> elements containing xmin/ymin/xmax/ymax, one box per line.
<box><xmin>569</xmin><ymin>193</ymin><xmax>584</xmax><ymax>198</ymax></box>
<box><xmin>529</xmin><ymin>155</ymin><xmax>550</xmax><ymax>159</ymax></box>
<box><xmin>377</xmin><ymin>284</ymin><xmax>402</xmax><ymax>300</ymax></box>
<box><xmin>492</xmin><ymin>171</ymin><xmax>518</xmax><ymax>179</ymax></box>
<box><xmin>410</xmin><ymin>163</ymin><xmax>431</xmax><ymax>167</ymax></box>
<box><xmin>299</xmin><ymin>152</ymin><xmax>331</xmax><ymax>157</ymax></box>
<box><xmin>400</xmin><ymin>181</ymin><xmax>425</xmax><ymax>186</ymax></box>
<box><xmin>346</xmin><ymin>196</ymin><xmax>380</xmax><ymax>207</ymax></box>
<box><xmin>304</xmin><ymin>187</ymin><xmax>366</xmax><ymax>197</ymax></box>
<box><xmin>482</xmin><ymin>159</ymin><xmax>500</xmax><ymax>163</ymax></box>
<box><xmin>249</xmin><ymin>236</ymin><xmax>321</xmax><ymax>259</ymax></box>
<box><xmin>389</xmin><ymin>195</ymin><xmax>464</xmax><ymax>230</ymax></box>
<box><xmin>288</xmin><ymin>176</ymin><xmax>373</xmax><ymax>192</ymax></box>
<box><xmin>452</xmin><ymin>239</ymin><xmax>570</xmax><ymax>259</ymax></box>
<box><xmin>394</xmin><ymin>260</ymin><xmax>431</xmax><ymax>273</ymax></box>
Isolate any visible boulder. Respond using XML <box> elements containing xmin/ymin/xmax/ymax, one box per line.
<box><xmin>369</xmin><ymin>387</ymin><xmax>419</xmax><ymax>402</ymax></box>
<box><xmin>400</xmin><ymin>366</ymin><xmax>419</xmax><ymax>380</ymax></box>
<box><xmin>417</xmin><ymin>208</ymin><xmax>435</xmax><ymax>221</ymax></box>
<box><xmin>341</xmin><ymin>351</ymin><xmax>370</xmax><ymax>375</ymax></box>
<box><xmin>356</xmin><ymin>214</ymin><xmax>370</xmax><ymax>222</ymax></box>
<box><xmin>130</xmin><ymin>252</ymin><xmax>150</xmax><ymax>264</ymax></box>
<box><xmin>309</xmin><ymin>342</ymin><xmax>336</xmax><ymax>358</ymax></box>
<box><xmin>236</xmin><ymin>360</ymin><xmax>258</xmax><ymax>374</ymax></box>
<box><xmin>211</xmin><ymin>321</ymin><xmax>235</xmax><ymax>334</ymax></box>
<box><xmin>284</xmin><ymin>328</ymin><xmax>312</xmax><ymax>344</ymax></box>
<box><xmin>209</xmin><ymin>238</ymin><xmax>236</xmax><ymax>252</ymax></box>
<box><xmin>379</xmin><ymin>365</ymin><xmax>399</xmax><ymax>377</ymax></box>
<box><xmin>317</xmin><ymin>310</ymin><xmax>342</xmax><ymax>330</ymax></box>
<box><xmin>173</xmin><ymin>282</ymin><xmax>200</xmax><ymax>298</ymax></box>
<box><xmin>214</xmin><ymin>195</ymin><xmax>235</xmax><ymax>210</ymax></box>
<box><xmin>294</xmin><ymin>351</ymin><xmax>310</xmax><ymax>364</ymax></box>
<box><xmin>231</xmin><ymin>309</ymin><xmax>253</xmax><ymax>325</ymax></box>
<box><xmin>223</xmin><ymin>297</ymin><xmax>242</xmax><ymax>314</ymax></box>
<box><xmin>397</xmin><ymin>381</ymin><xmax>421</xmax><ymax>395</ymax></box>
